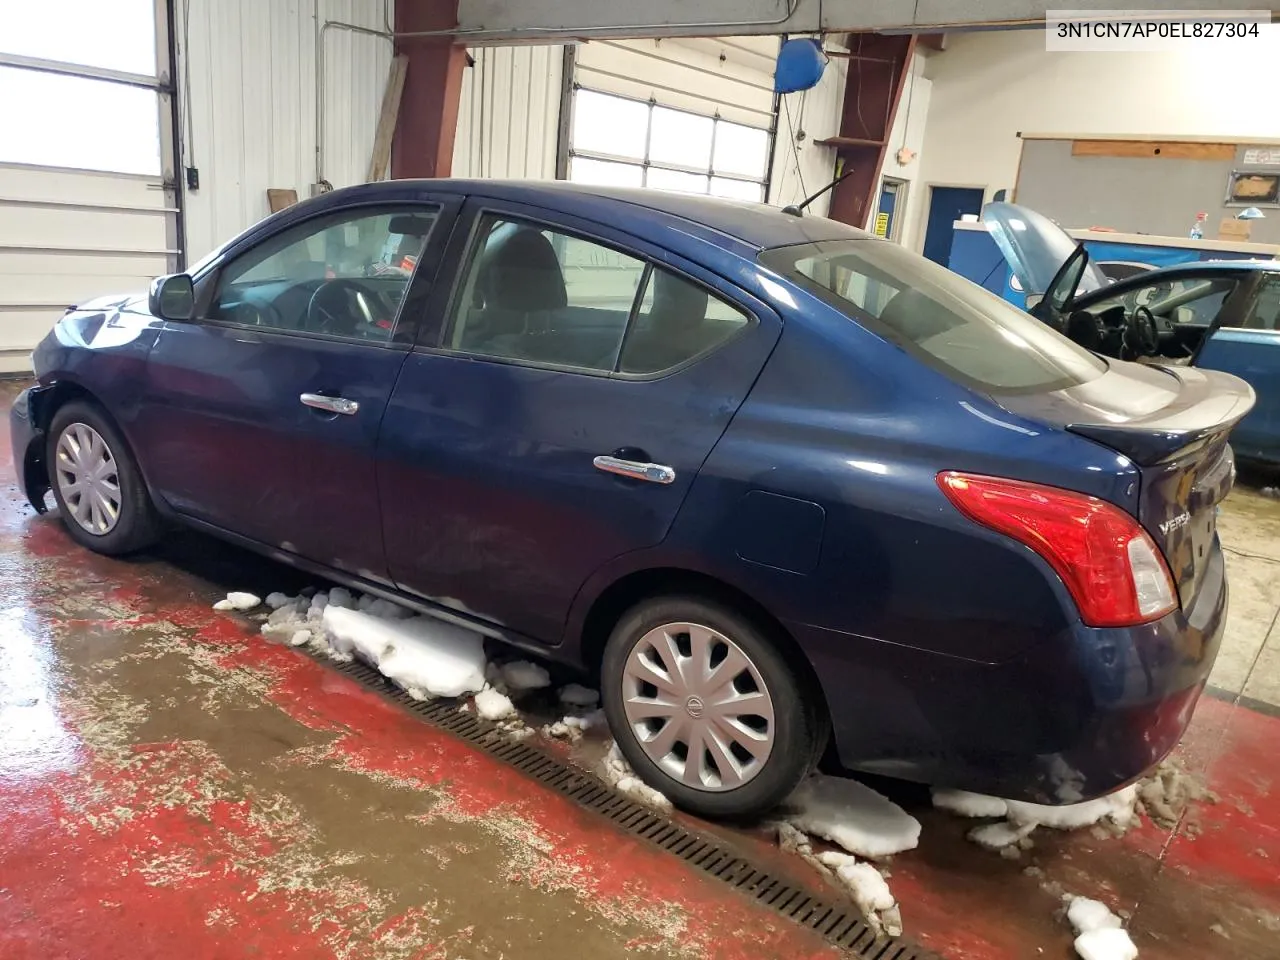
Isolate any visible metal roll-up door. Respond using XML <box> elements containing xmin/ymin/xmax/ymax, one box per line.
<box><xmin>0</xmin><ymin>0</ymin><xmax>181</xmax><ymax>373</ymax></box>
<box><xmin>566</xmin><ymin>37</ymin><xmax>779</xmax><ymax>203</ymax></box>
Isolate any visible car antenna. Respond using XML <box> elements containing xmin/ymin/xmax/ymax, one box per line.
<box><xmin>782</xmin><ymin>168</ymin><xmax>856</xmax><ymax>217</ymax></box>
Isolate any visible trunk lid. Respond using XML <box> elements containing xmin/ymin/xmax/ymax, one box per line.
<box><xmin>998</xmin><ymin>360</ymin><xmax>1254</xmax><ymax>607</ymax></box>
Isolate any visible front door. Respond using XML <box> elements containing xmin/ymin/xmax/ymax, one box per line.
<box><xmin>136</xmin><ymin>200</ymin><xmax>454</xmax><ymax>580</ymax></box>
<box><xmin>377</xmin><ymin>201</ymin><xmax>781</xmax><ymax>643</ymax></box>
<box><xmin>1197</xmin><ymin>272</ymin><xmax>1280</xmax><ymax>461</ymax></box>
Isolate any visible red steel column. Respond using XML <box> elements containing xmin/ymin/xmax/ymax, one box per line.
<box><xmin>391</xmin><ymin>0</ymin><xmax>466</xmax><ymax>179</ymax></box>
<box><xmin>823</xmin><ymin>33</ymin><xmax>917</xmax><ymax>229</ymax></box>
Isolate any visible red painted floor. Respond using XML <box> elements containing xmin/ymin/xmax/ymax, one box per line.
<box><xmin>2</xmin><ymin>380</ymin><xmax>1279</xmax><ymax>959</ymax></box>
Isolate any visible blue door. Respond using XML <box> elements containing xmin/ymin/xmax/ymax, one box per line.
<box><xmin>1196</xmin><ymin>274</ymin><xmax>1280</xmax><ymax>462</ymax></box>
<box><xmin>922</xmin><ymin>186</ymin><xmax>984</xmax><ymax>265</ymax></box>
<box><xmin>136</xmin><ymin>200</ymin><xmax>455</xmax><ymax>579</ymax></box>
<box><xmin>377</xmin><ymin>200</ymin><xmax>782</xmax><ymax>643</ymax></box>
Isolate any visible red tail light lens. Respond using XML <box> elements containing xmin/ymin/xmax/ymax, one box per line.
<box><xmin>937</xmin><ymin>471</ymin><xmax>1178</xmax><ymax>628</ymax></box>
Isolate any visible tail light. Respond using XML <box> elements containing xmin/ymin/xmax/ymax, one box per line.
<box><xmin>937</xmin><ymin>471</ymin><xmax>1177</xmax><ymax>627</ymax></box>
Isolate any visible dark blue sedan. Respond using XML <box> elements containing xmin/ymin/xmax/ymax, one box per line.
<box><xmin>9</xmin><ymin>181</ymin><xmax>1254</xmax><ymax>818</ymax></box>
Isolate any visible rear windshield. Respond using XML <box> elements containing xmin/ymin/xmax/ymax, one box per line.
<box><xmin>760</xmin><ymin>239</ymin><xmax>1107</xmax><ymax>393</ymax></box>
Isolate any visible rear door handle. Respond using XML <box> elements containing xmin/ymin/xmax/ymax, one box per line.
<box><xmin>300</xmin><ymin>393</ymin><xmax>359</xmax><ymax>416</ymax></box>
<box><xmin>593</xmin><ymin>455</ymin><xmax>675</xmax><ymax>484</ymax></box>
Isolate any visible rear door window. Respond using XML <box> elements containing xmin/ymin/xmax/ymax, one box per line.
<box><xmin>761</xmin><ymin>239</ymin><xmax>1106</xmax><ymax>393</ymax></box>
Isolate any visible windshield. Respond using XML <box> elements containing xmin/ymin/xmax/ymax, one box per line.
<box><xmin>760</xmin><ymin>239</ymin><xmax>1107</xmax><ymax>393</ymax></box>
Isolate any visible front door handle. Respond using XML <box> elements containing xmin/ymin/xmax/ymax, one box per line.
<box><xmin>593</xmin><ymin>455</ymin><xmax>676</xmax><ymax>484</ymax></box>
<box><xmin>300</xmin><ymin>393</ymin><xmax>359</xmax><ymax>416</ymax></box>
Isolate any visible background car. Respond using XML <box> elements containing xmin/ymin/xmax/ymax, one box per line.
<box><xmin>10</xmin><ymin>181</ymin><xmax>1252</xmax><ymax>818</ymax></box>
<box><xmin>984</xmin><ymin>202</ymin><xmax>1280</xmax><ymax>464</ymax></box>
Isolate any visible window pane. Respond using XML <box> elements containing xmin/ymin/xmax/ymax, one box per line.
<box><xmin>713</xmin><ymin>121</ymin><xmax>770</xmax><ymax>179</ymax></box>
<box><xmin>1243</xmin><ymin>278</ymin><xmax>1280</xmax><ymax>330</ymax></box>
<box><xmin>646</xmin><ymin>167</ymin><xmax>709</xmax><ymax>195</ymax></box>
<box><xmin>570</xmin><ymin>157</ymin><xmax>644</xmax><ymax>188</ymax></box>
<box><xmin>649</xmin><ymin>106</ymin><xmax>713</xmax><ymax>169</ymax></box>
<box><xmin>572</xmin><ymin>90</ymin><xmax>648</xmax><ymax>160</ymax></box>
<box><xmin>0</xmin><ymin>0</ymin><xmax>157</xmax><ymax>74</ymax></box>
<box><xmin>620</xmin><ymin>268</ymin><xmax>750</xmax><ymax>374</ymax></box>
<box><xmin>214</xmin><ymin>208</ymin><xmax>436</xmax><ymax>341</ymax></box>
<box><xmin>0</xmin><ymin>68</ymin><xmax>160</xmax><ymax>174</ymax></box>
<box><xmin>449</xmin><ymin>216</ymin><xmax>646</xmax><ymax>372</ymax></box>
<box><xmin>760</xmin><ymin>240</ymin><xmax>1107</xmax><ymax>393</ymax></box>
<box><xmin>710</xmin><ymin>177</ymin><xmax>764</xmax><ymax>203</ymax></box>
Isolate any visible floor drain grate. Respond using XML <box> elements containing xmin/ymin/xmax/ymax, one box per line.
<box><xmin>316</xmin><ymin>654</ymin><xmax>943</xmax><ymax>959</ymax></box>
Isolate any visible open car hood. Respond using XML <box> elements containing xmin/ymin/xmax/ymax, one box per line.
<box><xmin>981</xmin><ymin>202</ymin><xmax>1109</xmax><ymax>299</ymax></box>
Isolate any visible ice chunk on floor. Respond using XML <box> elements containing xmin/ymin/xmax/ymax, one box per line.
<box><xmin>1007</xmin><ymin>785</ymin><xmax>1138</xmax><ymax>831</ymax></box>
<box><xmin>931</xmin><ymin>788</ymin><xmax>1010</xmax><ymax>818</ymax></box>
<box><xmin>1136</xmin><ymin>758</ymin><xmax>1216</xmax><ymax>828</ymax></box>
<box><xmin>1068</xmin><ymin>897</ymin><xmax>1124</xmax><ymax>933</ymax></box>
<box><xmin>559</xmin><ymin>683</ymin><xmax>599</xmax><ymax>707</ymax></box>
<box><xmin>327</xmin><ymin>587</ymin><xmax>354</xmax><ymax>609</ymax></box>
<box><xmin>475</xmin><ymin>687</ymin><xmax>516</xmax><ymax>721</ymax></box>
<box><xmin>1074</xmin><ymin>928</ymin><xmax>1138</xmax><ymax>960</ymax></box>
<box><xmin>289</xmin><ymin>629</ymin><xmax>311</xmax><ymax>647</ymax></box>
<box><xmin>322</xmin><ymin>606</ymin><xmax>486</xmax><ymax>699</ymax></box>
<box><xmin>213</xmin><ymin>592</ymin><xmax>261</xmax><ymax>611</ymax></box>
<box><xmin>815</xmin><ymin>852</ymin><xmax>902</xmax><ymax>936</ymax></box>
<box><xmin>785</xmin><ymin>776</ymin><xmax>921</xmax><ymax>858</ymax></box>
<box><xmin>543</xmin><ymin>709</ymin><xmax>606</xmax><ymax>741</ymax></box>
<box><xmin>600</xmin><ymin>742</ymin><xmax>671</xmax><ymax>813</ymax></box>
<box><xmin>501</xmin><ymin>660</ymin><xmax>552</xmax><ymax>691</ymax></box>
<box><xmin>264</xmin><ymin>592</ymin><xmax>293</xmax><ymax>609</ymax></box>
<box><xmin>1067</xmin><ymin>897</ymin><xmax>1136</xmax><ymax>960</ymax></box>
<box><xmin>968</xmin><ymin>820</ymin><xmax>1036</xmax><ymax>850</ymax></box>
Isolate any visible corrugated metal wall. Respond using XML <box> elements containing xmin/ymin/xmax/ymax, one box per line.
<box><xmin>452</xmin><ymin>45</ymin><xmax>565</xmax><ymax>180</ymax></box>
<box><xmin>179</xmin><ymin>0</ymin><xmax>392</xmax><ymax>261</ymax></box>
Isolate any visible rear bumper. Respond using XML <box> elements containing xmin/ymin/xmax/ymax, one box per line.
<box><xmin>9</xmin><ymin>387</ymin><xmax>48</xmax><ymax>511</ymax></box>
<box><xmin>795</xmin><ymin>540</ymin><xmax>1227</xmax><ymax>804</ymax></box>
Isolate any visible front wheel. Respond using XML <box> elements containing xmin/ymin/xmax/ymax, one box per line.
<box><xmin>601</xmin><ymin>595</ymin><xmax>823</xmax><ymax>819</ymax></box>
<box><xmin>46</xmin><ymin>400</ymin><xmax>162</xmax><ymax>555</ymax></box>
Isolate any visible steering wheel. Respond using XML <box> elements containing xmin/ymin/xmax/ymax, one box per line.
<box><xmin>1125</xmin><ymin>305</ymin><xmax>1160</xmax><ymax>358</ymax></box>
<box><xmin>305</xmin><ymin>279</ymin><xmax>381</xmax><ymax>336</ymax></box>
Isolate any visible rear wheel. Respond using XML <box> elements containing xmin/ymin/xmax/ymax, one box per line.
<box><xmin>601</xmin><ymin>595</ymin><xmax>823</xmax><ymax>819</ymax></box>
<box><xmin>47</xmin><ymin>401</ymin><xmax>162</xmax><ymax>555</ymax></box>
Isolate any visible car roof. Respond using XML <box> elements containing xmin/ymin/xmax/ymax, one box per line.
<box><xmin>331</xmin><ymin>178</ymin><xmax>870</xmax><ymax>251</ymax></box>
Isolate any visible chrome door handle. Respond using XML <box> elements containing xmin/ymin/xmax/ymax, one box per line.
<box><xmin>300</xmin><ymin>393</ymin><xmax>359</xmax><ymax>416</ymax></box>
<box><xmin>593</xmin><ymin>455</ymin><xmax>676</xmax><ymax>484</ymax></box>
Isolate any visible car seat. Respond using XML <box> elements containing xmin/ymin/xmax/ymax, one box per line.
<box><xmin>460</xmin><ymin>225</ymin><xmax>567</xmax><ymax>355</ymax></box>
<box><xmin>621</xmin><ymin>270</ymin><xmax>715</xmax><ymax>373</ymax></box>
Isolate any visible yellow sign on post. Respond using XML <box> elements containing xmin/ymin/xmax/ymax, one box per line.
<box><xmin>874</xmin><ymin>212</ymin><xmax>890</xmax><ymax>238</ymax></box>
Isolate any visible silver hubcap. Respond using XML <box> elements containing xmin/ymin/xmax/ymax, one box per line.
<box><xmin>54</xmin><ymin>423</ymin><xmax>121</xmax><ymax>535</ymax></box>
<box><xmin>621</xmin><ymin>621</ymin><xmax>775</xmax><ymax>792</ymax></box>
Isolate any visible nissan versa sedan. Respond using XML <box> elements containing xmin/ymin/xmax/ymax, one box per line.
<box><xmin>10</xmin><ymin>181</ymin><xmax>1253</xmax><ymax>819</ymax></box>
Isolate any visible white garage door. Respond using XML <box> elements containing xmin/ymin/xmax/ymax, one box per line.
<box><xmin>0</xmin><ymin>0</ymin><xmax>179</xmax><ymax>374</ymax></box>
<box><xmin>567</xmin><ymin>37</ymin><xmax>778</xmax><ymax>203</ymax></box>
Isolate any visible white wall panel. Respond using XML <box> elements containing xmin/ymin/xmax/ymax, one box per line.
<box><xmin>178</xmin><ymin>0</ymin><xmax>392</xmax><ymax>262</ymax></box>
<box><xmin>768</xmin><ymin>50</ymin><xmax>845</xmax><ymax>216</ymax></box>
<box><xmin>453</xmin><ymin>45</ymin><xmax>564</xmax><ymax>180</ymax></box>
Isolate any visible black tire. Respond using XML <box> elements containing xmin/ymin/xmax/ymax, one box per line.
<box><xmin>46</xmin><ymin>400</ymin><xmax>163</xmax><ymax>555</ymax></box>
<box><xmin>601</xmin><ymin>594</ymin><xmax>825</xmax><ymax>819</ymax></box>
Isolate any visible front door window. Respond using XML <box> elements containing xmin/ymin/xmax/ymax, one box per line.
<box><xmin>211</xmin><ymin>207</ymin><xmax>438</xmax><ymax>340</ymax></box>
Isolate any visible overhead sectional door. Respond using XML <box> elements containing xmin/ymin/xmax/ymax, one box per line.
<box><xmin>567</xmin><ymin>37</ymin><xmax>778</xmax><ymax>203</ymax></box>
<box><xmin>0</xmin><ymin>0</ymin><xmax>180</xmax><ymax>373</ymax></box>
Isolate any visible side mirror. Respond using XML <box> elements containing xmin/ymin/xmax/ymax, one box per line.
<box><xmin>149</xmin><ymin>274</ymin><xmax>195</xmax><ymax>321</ymax></box>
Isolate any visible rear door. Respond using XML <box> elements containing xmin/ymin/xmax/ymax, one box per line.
<box><xmin>377</xmin><ymin>200</ymin><xmax>781</xmax><ymax>643</ymax></box>
<box><xmin>137</xmin><ymin>198</ymin><xmax>457</xmax><ymax>580</ymax></box>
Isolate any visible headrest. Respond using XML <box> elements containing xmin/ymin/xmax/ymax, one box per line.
<box><xmin>649</xmin><ymin>270</ymin><xmax>709</xmax><ymax>326</ymax></box>
<box><xmin>478</xmin><ymin>225</ymin><xmax>567</xmax><ymax>312</ymax></box>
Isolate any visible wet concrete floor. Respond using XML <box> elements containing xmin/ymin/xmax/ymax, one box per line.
<box><xmin>2</xmin><ymin>379</ymin><xmax>1279</xmax><ymax>959</ymax></box>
